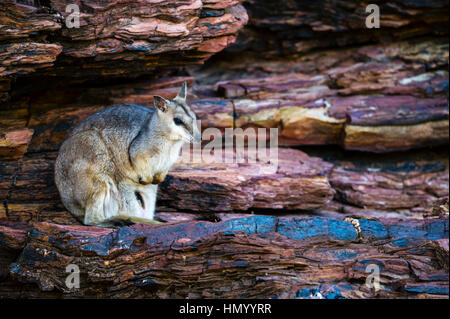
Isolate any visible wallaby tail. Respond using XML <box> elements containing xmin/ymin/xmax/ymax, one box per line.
<box><xmin>102</xmin><ymin>215</ymin><xmax>164</xmax><ymax>227</ymax></box>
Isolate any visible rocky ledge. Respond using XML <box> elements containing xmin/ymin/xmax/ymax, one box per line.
<box><xmin>0</xmin><ymin>216</ymin><xmax>448</xmax><ymax>298</ymax></box>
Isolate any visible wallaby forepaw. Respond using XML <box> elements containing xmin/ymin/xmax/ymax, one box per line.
<box><xmin>152</xmin><ymin>172</ymin><xmax>167</xmax><ymax>184</ymax></box>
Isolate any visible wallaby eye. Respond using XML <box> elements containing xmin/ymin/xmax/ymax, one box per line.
<box><xmin>174</xmin><ymin>117</ymin><xmax>183</xmax><ymax>126</ymax></box>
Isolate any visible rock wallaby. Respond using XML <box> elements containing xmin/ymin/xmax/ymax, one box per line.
<box><xmin>55</xmin><ymin>82</ymin><xmax>201</xmax><ymax>227</ymax></box>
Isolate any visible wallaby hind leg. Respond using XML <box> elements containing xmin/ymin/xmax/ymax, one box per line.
<box><xmin>56</xmin><ymin>130</ymin><xmax>119</xmax><ymax>226</ymax></box>
<box><xmin>89</xmin><ymin>181</ymin><xmax>161</xmax><ymax>227</ymax></box>
<box><xmin>83</xmin><ymin>177</ymin><xmax>120</xmax><ymax>226</ymax></box>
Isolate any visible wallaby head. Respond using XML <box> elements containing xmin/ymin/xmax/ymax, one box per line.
<box><xmin>153</xmin><ymin>82</ymin><xmax>202</xmax><ymax>143</ymax></box>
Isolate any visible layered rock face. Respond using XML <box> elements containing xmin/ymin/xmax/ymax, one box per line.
<box><xmin>189</xmin><ymin>0</ymin><xmax>449</xmax><ymax>152</ymax></box>
<box><xmin>1</xmin><ymin>216</ymin><xmax>448</xmax><ymax>298</ymax></box>
<box><xmin>0</xmin><ymin>0</ymin><xmax>449</xmax><ymax>298</ymax></box>
<box><xmin>0</xmin><ymin>0</ymin><xmax>247</xmax><ymax>80</ymax></box>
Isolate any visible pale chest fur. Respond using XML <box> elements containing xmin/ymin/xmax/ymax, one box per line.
<box><xmin>149</xmin><ymin>140</ymin><xmax>184</xmax><ymax>174</ymax></box>
<box><xmin>131</xmin><ymin>139</ymin><xmax>184</xmax><ymax>184</ymax></box>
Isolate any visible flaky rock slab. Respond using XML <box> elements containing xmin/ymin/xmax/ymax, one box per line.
<box><xmin>0</xmin><ymin>216</ymin><xmax>448</xmax><ymax>298</ymax></box>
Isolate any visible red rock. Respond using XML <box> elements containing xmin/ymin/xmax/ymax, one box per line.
<box><xmin>0</xmin><ymin>128</ymin><xmax>34</xmax><ymax>161</ymax></box>
<box><xmin>0</xmin><ymin>0</ymin><xmax>247</xmax><ymax>80</ymax></box>
<box><xmin>159</xmin><ymin>148</ymin><xmax>334</xmax><ymax>212</ymax></box>
<box><xmin>0</xmin><ymin>42</ymin><xmax>62</xmax><ymax>77</ymax></box>
<box><xmin>0</xmin><ymin>216</ymin><xmax>447</xmax><ymax>298</ymax></box>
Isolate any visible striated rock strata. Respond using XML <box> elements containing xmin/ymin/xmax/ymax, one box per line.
<box><xmin>0</xmin><ymin>216</ymin><xmax>448</xmax><ymax>298</ymax></box>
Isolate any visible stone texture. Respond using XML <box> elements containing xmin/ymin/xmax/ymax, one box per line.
<box><xmin>0</xmin><ymin>128</ymin><xmax>34</xmax><ymax>161</ymax></box>
<box><xmin>159</xmin><ymin>148</ymin><xmax>334</xmax><ymax>212</ymax></box>
<box><xmin>0</xmin><ymin>0</ymin><xmax>248</xmax><ymax>80</ymax></box>
<box><xmin>191</xmin><ymin>46</ymin><xmax>449</xmax><ymax>151</ymax></box>
<box><xmin>0</xmin><ymin>216</ymin><xmax>448</xmax><ymax>298</ymax></box>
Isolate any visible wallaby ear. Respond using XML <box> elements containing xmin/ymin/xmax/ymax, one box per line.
<box><xmin>176</xmin><ymin>81</ymin><xmax>187</xmax><ymax>101</ymax></box>
<box><xmin>154</xmin><ymin>95</ymin><xmax>169</xmax><ymax>113</ymax></box>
